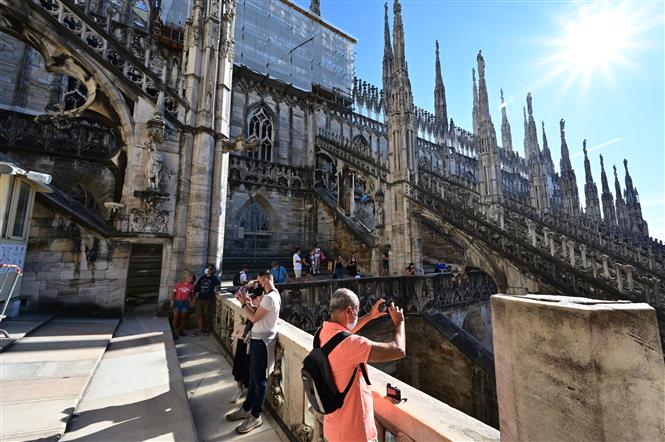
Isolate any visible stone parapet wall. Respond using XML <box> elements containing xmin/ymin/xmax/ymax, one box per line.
<box><xmin>213</xmin><ymin>293</ymin><xmax>500</xmax><ymax>442</ymax></box>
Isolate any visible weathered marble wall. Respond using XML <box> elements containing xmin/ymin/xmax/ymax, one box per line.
<box><xmin>20</xmin><ymin>202</ymin><xmax>129</xmax><ymax>315</ymax></box>
<box><xmin>0</xmin><ymin>33</ymin><xmax>54</xmax><ymax>113</ymax></box>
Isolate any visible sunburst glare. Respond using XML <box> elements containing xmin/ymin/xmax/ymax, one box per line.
<box><xmin>532</xmin><ymin>1</ymin><xmax>662</xmax><ymax>96</ymax></box>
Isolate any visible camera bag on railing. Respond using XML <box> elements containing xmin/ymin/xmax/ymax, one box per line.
<box><xmin>301</xmin><ymin>327</ymin><xmax>370</xmax><ymax>415</ymax></box>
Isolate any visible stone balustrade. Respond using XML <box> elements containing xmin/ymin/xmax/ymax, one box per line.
<box><xmin>213</xmin><ymin>294</ymin><xmax>500</xmax><ymax>442</ymax></box>
<box><xmin>416</xmin><ymin>170</ymin><xmax>665</xmax><ymax>308</ymax></box>
<box><xmin>275</xmin><ymin>272</ymin><xmax>498</xmax><ymax>333</ymax></box>
<box><xmin>228</xmin><ymin>154</ymin><xmax>310</xmax><ymax>190</ymax></box>
<box><xmin>30</xmin><ymin>0</ymin><xmax>185</xmax><ymax>116</ymax></box>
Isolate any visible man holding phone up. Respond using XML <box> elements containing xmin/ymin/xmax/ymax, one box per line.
<box><xmin>319</xmin><ymin>288</ymin><xmax>406</xmax><ymax>442</ymax></box>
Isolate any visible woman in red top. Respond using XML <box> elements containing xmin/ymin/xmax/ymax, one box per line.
<box><xmin>170</xmin><ymin>272</ymin><xmax>195</xmax><ymax>337</ymax></box>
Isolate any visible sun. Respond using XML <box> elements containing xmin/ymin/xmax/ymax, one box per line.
<box><xmin>533</xmin><ymin>1</ymin><xmax>661</xmax><ymax>96</ymax></box>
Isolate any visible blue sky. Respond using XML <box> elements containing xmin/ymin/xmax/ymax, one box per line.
<box><xmin>294</xmin><ymin>0</ymin><xmax>665</xmax><ymax>240</ymax></box>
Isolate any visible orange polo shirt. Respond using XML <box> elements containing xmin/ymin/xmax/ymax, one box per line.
<box><xmin>320</xmin><ymin>321</ymin><xmax>376</xmax><ymax>442</ymax></box>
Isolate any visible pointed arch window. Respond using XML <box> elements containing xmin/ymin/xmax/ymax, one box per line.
<box><xmin>247</xmin><ymin>105</ymin><xmax>274</xmax><ymax>162</ymax></box>
<box><xmin>240</xmin><ymin>202</ymin><xmax>269</xmax><ymax>233</ymax></box>
<box><xmin>352</xmin><ymin>135</ymin><xmax>369</xmax><ymax>155</ymax></box>
<box><xmin>239</xmin><ymin>202</ymin><xmax>271</xmax><ymax>250</ymax></box>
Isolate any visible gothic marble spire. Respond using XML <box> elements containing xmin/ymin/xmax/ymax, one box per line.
<box><xmin>525</xmin><ymin>93</ymin><xmax>540</xmax><ymax>159</ymax></box>
<box><xmin>500</xmin><ymin>89</ymin><xmax>513</xmax><ymax>151</ymax></box>
<box><xmin>472</xmin><ymin>68</ymin><xmax>479</xmax><ymax>134</ymax></box>
<box><xmin>392</xmin><ymin>0</ymin><xmax>407</xmax><ymax>74</ymax></box>
<box><xmin>559</xmin><ymin>119</ymin><xmax>580</xmax><ymax>216</ymax></box>
<box><xmin>600</xmin><ymin>154</ymin><xmax>617</xmax><ymax>225</ymax></box>
<box><xmin>382</xmin><ymin>1</ymin><xmax>393</xmax><ymax>110</ymax></box>
<box><xmin>583</xmin><ymin>140</ymin><xmax>602</xmax><ymax>220</ymax></box>
<box><xmin>614</xmin><ymin>164</ymin><xmax>628</xmax><ymax>229</ymax></box>
<box><xmin>476</xmin><ymin>50</ymin><xmax>491</xmax><ymax>124</ymax></box>
<box><xmin>474</xmin><ymin>50</ymin><xmax>501</xmax><ymax>203</ymax></box>
<box><xmin>434</xmin><ymin>40</ymin><xmax>448</xmax><ymax>138</ymax></box>
<box><xmin>623</xmin><ymin>159</ymin><xmax>649</xmax><ymax>235</ymax></box>
<box><xmin>541</xmin><ymin>121</ymin><xmax>555</xmax><ymax>175</ymax></box>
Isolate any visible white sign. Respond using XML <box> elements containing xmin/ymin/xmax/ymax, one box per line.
<box><xmin>0</xmin><ymin>242</ymin><xmax>26</xmax><ymax>273</ymax></box>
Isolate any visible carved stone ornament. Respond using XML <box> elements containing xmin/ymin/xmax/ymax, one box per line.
<box><xmin>34</xmin><ymin>103</ymin><xmax>76</xmax><ymax>130</ymax></box>
<box><xmin>292</xmin><ymin>423</ymin><xmax>314</xmax><ymax>442</ymax></box>
<box><xmin>128</xmin><ymin>206</ymin><xmax>169</xmax><ymax>234</ymax></box>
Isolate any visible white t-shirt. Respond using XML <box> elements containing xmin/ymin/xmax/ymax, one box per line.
<box><xmin>293</xmin><ymin>253</ymin><xmax>302</xmax><ymax>270</ymax></box>
<box><xmin>251</xmin><ymin>290</ymin><xmax>281</xmax><ymax>338</ymax></box>
<box><xmin>239</xmin><ymin>271</ymin><xmax>248</xmax><ymax>284</ymax></box>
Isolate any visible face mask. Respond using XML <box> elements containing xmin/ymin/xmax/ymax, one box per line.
<box><xmin>348</xmin><ymin>307</ymin><xmax>358</xmax><ymax>330</ymax></box>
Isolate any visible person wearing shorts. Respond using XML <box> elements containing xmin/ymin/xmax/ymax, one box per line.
<box><xmin>171</xmin><ymin>272</ymin><xmax>195</xmax><ymax>338</ymax></box>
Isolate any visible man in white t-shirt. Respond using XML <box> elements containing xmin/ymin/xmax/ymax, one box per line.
<box><xmin>292</xmin><ymin>248</ymin><xmax>303</xmax><ymax>280</ymax></box>
<box><xmin>226</xmin><ymin>270</ymin><xmax>281</xmax><ymax>434</ymax></box>
<box><xmin>239</xmin><ymin>264</ymin><xmax>249</xmax><ymax>284</ymax></box>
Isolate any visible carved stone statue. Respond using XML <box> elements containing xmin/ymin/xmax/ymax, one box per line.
<box><xmin>144</xmin><ymin>139</ymin><xmax>165</xmax><ymax>190</ymax></box>
<box><xmin>144</xmin><ymin>113</ymin><xmax>167</xmax><ymax>190</ymax></box>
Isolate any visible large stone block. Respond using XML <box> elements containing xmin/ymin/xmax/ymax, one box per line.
<box><xmin>491</xmin><ymin>294</ymin><xmax>665</xmax><ymax>442</ymax></box>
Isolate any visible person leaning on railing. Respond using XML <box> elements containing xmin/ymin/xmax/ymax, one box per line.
<box><xmin>321</xmin><ymin>288</ymin><xmax>406</xmax><ymax>442</ymax></box>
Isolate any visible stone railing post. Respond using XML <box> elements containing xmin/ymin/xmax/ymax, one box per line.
<box><xmin>491</xmin><ymin>294</ymin><xmax>665</xmax><ymax>442</ymax></box>
<box><xmin>567</xmin><ymin>240</ymin><xmax>575</xmax><ymax>267</ymax></box>
<box><xmin>580</xmin><ymin>244</ymin><xmax>587</xmax><ymax>268</ymax></box>
<box><xmin>590</xmin><ymin>252</ymin><xmax>598</xmax><ymax>278</ymax></box>
<box><xmin>560</xmin><ymin>236</ymin><xmax>568</xmax><ymax>259</ymax></box>
<box><xmin>549</xmin><ymin>234</ymin><xmax>556</xmax><ymax>257</ymax></box>
<box><xmin>614</xmin><ymin>263</ymin><xmax>624</xmax><ymax>293</ymax></box>
<box><xmin>601</xmin><ymin>254</ymin><xmax>610</xmax><ymax>278</ymax></box>
<box><xmin>528</xmin><ymin>221</ymin><xmax>537</xmax><ymax>247</ymax></box>
<box><xmin>623</xmin><ymin>264</ymin><xmax>634</xmax><ymax>291</ymax></box>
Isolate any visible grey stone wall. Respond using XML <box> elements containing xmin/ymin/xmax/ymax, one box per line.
<box><xmin>0</xmin><ymin>33</ymin><xmax>55</xmax><ymax>113</ymax></box>
<box><xmin>20</xmin><ymin>202</ymin><xmax>129</xmax><ymax>315</ymax></box>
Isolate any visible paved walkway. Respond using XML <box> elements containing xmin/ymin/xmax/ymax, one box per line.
<box><xmin>0</xmin><ymin>313</ymin><xmax>52</xmax><ymax>350</ymax></box>
<box><xmin>63</xmin><ymin>314</ymin><xmax>198</xmax><ymax>441</ymax></box>
<box><xmin>0</xmin><ymin>317</ymin><xmax>119</xmax><ymax>441</ymax></box>
<box><xmin>176</xmin><ymin>333</ymin><xmax>289</xmax><ymax>442</ymax></box>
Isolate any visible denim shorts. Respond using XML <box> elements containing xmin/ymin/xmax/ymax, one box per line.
<box><xmin>173</xmin><ymin>300</ymin><xmax>190</xmax><ymax>312</ymax></box>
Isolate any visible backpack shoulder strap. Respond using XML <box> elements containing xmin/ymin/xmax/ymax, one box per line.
<box><xmin>313</xmin><ymin>327</ymin><xmax>322</xmax><ymax>349</ymax></box>
<box><xmin>359</xmin><ymin>363</ymin><xmax>371</xmax><ymax>385</ymax></box>
<box><xmin>320</xmin><ymin>331</ymin><xmax>350</xmax><ymax>355</ymax></box>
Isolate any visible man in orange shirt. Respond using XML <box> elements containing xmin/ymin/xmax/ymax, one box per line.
<box><xmin>319</xmin><ymin>288</ymin><xmax>406</xmax><ymax>442</ymax></box>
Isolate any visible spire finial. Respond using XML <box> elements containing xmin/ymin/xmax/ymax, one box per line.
<box><xmin>500</xmin><ymin>88</ymin><xmax>504</xmax><ymax>103</ymax></box>
<box><xmin>623</xmin><ymin>158</ymin><xmax>628</xmax><ymax>171</ymax></box>
<box><xmin>560</xmin><ymin>118</ymin><xmax>565</xmax><ymax>134</ymax></box>
<box><xmin>309</xmin><ymin>0</ymin><xmax>320</xmax><ymax>16</ymax></box>
<box><xmin>613</xmin><ymin>164</ymin><xmax>618</xmax><ymax>178</ymax></box>
<box><xmin>600</xmin><ymin>154</ymin><xmax>605</xmax><ymax>168</ymax></box>
<box><xmin>583</xmin><ymin>139</ymin><xmax>587</xmax><ymax>155</ymax></box>
<box><xmin>526</xmin><ymin>92</ymin><xmax>533</xmax><ymax>116</ymax></box>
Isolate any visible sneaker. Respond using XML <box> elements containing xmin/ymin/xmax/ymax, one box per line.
<box><xmin>194</xmin><ymin>330</ymin><xmax>203</xmax><ymax>336</ymax></box>
<box><xmin>230</xmin><ymin>387</ymin><xmax>245</xmax><ymax>403</ymax></box>
<box><xmin>226</xmin><ymin>407</ymin><xmax>249</xmax><ymax>422</ymax></box>
<box><xmin>236</xmin><ymin>415</ymin><xmax>262</xmax><ymax>434</ymax></box>
<box><xmin>202</xmin><ymin>330</ymin><xmax>210</xmax><ymax>335</ymax></box>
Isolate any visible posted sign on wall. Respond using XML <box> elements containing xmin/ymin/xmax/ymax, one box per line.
<box><xmin>0</xmin><ymin>242</ymin><xmax>26</xmax><ymax>273</ymax></box>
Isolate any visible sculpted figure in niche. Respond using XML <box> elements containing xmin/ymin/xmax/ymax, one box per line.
<box><xmin>144</xmin><ymin>139</ymin><xmax>165</xmax><ymax>190</ymax></box>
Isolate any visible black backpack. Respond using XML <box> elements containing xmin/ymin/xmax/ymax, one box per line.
<box><xmin>232</xmin><ymin>271</ymin><xmax>242</xmax><ymax>286</ymax></box>
<box><xmin>301</xmin><ymin>328</ymin><xmax>371</xmax><ymax>415</ymax></box>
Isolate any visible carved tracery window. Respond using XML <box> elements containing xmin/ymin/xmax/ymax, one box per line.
<box><xmin>240</xmin><ymin>202</ymin><xmax>269</xmax><ymax>233</ymax></box>
<box><xmin>247</xmin><ymin>105</ymin><xmax>274</xmax><ymax>162</ymax></box>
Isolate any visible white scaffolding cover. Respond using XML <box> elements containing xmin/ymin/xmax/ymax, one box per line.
<box><xmin>234</xmin><ymin>0</ymin><xmax>356</xmax><ymax>92</ymax></box>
